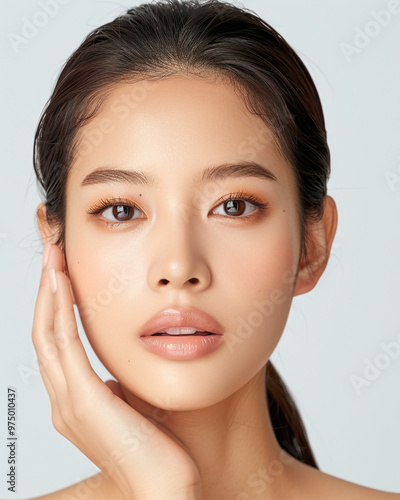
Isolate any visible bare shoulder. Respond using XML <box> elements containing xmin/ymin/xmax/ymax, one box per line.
<box><xmin>26</xmin><ymin>472</ymin><xmax>120</xmax><ymax>500</ymax></box>
<box><xmin>289</xmin><ymin>458</ymin><xmax>400</xmax><ymax>500</ymax></box>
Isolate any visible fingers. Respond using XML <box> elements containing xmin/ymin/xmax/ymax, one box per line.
<box><xmin>32</xmin><ymin>244</ymin><xmax>67</xmax><ymax>394</ymax></box>
<box><xmin>51</xmin><ymin>265</ymin><xmax>102</xmax><ymax>392</ymax></box>
<box><xmin>32</xmin><ymin>243</ymin><xmax>100</xmax><ymax>405</ymax></box>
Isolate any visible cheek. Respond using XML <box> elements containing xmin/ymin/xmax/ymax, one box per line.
<box><xmin>221</xmin><ymin>211</ymin><xmax>299</xmax><ymax>310</ymax></box>
<box><xmin>64</xmin><ymin>220</ymin><xmax>147</xmax><ymax>359</ymax></box>
<box><xmin>65</xmin><ymin>203</ymin><xmax>145</xmax><ymax>305</ymax></box>
<box><xmin>218</xmin><ymin>213</ymin><xmax>300</xmax><ymax>362</ymax></box>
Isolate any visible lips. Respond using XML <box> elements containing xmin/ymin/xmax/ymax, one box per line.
<box><xmin>139</xmin><ymin>307</ymin><xmax>224</xmax><ymax>337</ymax></box>
<box><xmin>152</xmin><ymin>332</ymin><xmax>213</xmax><ymax>336</ymax></box>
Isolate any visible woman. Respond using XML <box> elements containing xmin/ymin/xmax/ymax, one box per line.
<box><xmin>30</xmin><ymin>0</ymin><xmax>399</xmax><ymax>498</ymax></box>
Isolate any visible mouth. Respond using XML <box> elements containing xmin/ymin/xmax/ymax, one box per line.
<box><xmin>139</xmin><ymin>307</ymin><xmax>224</xmax><ymax>339</ymax></box>
<box><xmin>151</xmin><ymin>327</ymin><xmax>216</xmax><ymax>336</ymax></box>
<box><xmin>139</xmin><ymin>324</ymin><xmax>224</xmax><ymax>360</ymax></box>
<box><xmin>152</xmin><ymin>332</ymin><xmax>215</xmax><ymax>336</ymax></box>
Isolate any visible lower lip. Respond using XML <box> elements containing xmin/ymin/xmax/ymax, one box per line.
<box><xmin>139</xmin><ymin>334</ymin><xmax>224</xmax><ymax>360</ymax></box>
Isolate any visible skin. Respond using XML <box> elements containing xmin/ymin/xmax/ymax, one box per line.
<box><xmin>32</xmin><ymin>74</ymin><xmax>399</xmax><ymax>499</ymax></box>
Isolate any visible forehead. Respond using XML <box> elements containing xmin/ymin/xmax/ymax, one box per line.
<box><xmin>68</xmin><ymin>73</ymin><xmax>294</xmax><ymax>189</ymax></box>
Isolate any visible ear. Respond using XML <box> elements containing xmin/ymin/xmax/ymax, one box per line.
<box><xmin>37</xmin><ymin>202</ymin><xmax>76</xmax><ymax>305</ymax></box>
<box><xmin>293</xmin><ymin>195</ymin><xmax>338</xmax><ymax>296</ymax></box>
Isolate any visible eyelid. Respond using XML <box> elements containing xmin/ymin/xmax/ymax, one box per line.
<box><xmin>86</xmin><ymin>197</ymin><xmax>142</xmax><ymax>215</ymax></box>
<box><xmin>212</xmin><ymin>190</ymin><xmax>269</xmax><ymax>211</ymax></box>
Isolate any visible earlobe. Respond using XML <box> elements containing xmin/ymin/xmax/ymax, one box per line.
<box><xmin>293</xmin><ymin>195</ymin><xmax>338</xmax><ymax>297</ymax></box>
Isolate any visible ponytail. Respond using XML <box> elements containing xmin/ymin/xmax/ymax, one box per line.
<box><xmin>266</xmin><ymin>360</ymin><xmax>318</xmax><ymax>468</ymax></box>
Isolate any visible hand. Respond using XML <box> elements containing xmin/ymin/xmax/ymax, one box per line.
<box><xmin>32</xmin><ymin>243</ymin><xmax>202</xmax><ymax>499</ymax></box>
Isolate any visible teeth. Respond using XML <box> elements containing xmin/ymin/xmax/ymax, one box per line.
<box><xmin>159</xmin><ymin>327</ymin><xmax>207</xmax><ymax>335</ymax></box>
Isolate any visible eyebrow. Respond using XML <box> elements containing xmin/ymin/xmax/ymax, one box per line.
<box><xmin>80</xmin><ymin>161</ymin><xmax>278</xmax><ymax>187</ymax></box>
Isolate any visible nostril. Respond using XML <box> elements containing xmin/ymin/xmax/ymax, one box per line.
<box><xmin>158</xmin><ymin>277</ymin><xmax>199</xmax><ymax>285</ymax></box>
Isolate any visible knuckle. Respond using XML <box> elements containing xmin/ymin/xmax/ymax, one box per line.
<box><xmin>51</xmin><ymin>411</ymin><xmax>67</xmax><ymax>435</ymax></box>
<box><xmin>54</xmin><ymin>330</ymin><xmax>69</xmax><ymax>350</ymax></box>
<box><xmin>70</xmin><ymin>397</ymin><xmax>88</xmax><ymax>425</ymax></box>
<box><xmin>40</xmin><ymin>343</ymin><xmax>58</xmax><ymax>363</ymax></box>
<box><xmin>54</xmin><ymin>321</ymin><xmax>77</xmax><ymax>350</ymax></box>
<box><xmin>53</xmin><ymin>298</ymin><xmax>63</xmax><ymax>315</ymax></box>
<box><xmin>56</xmin><ymin>404</ymin><xmax>83</xmax><ymax>434</ymax></box>
<box><xmin>31</xmin><ymin>330</ymin><xmax>38</xmax><ymax>346</ymax></box>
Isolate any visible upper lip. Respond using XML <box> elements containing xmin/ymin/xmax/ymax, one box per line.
<box><xmin>139</xmin><ymin>306</ymin><xmax>224</xmax><ymax>336</ymax></box>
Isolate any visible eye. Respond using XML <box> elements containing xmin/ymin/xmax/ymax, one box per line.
<box><xmin>87</xmin><ymin>191</ymin><xmax>270</xmax><ymax>228</ymax></box>
<box><xmin>102</xmin><ymin>205</ymin><xmax>138</xmax><ymax>222</ymax></box>
<box><xmin>211</xmin><ymin>191</ymin><xmax>269</xmax><ymax>220</ymax></box>
<box><xmin>86</xmin><ymin>197</ymin><xmax>144</xmax><ymax>227</ymax></box>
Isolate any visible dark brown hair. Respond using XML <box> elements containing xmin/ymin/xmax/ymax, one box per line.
<box><xmin>34</xmin><ymin>0</ymin><xmax>329</xmax><ymax>468</ymax></box>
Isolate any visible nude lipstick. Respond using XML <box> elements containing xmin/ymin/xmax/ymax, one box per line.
<box><xmin>138</xmin><ymin>307</ymin><xmax>225</xmax><ymax>360</ymax></box>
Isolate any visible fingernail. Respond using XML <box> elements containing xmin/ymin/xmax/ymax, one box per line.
<box><xmin>42</xmin><ymin>243</ymin><xmax>51</xmax><ymax>268</ymax></box>
<box><xmin>50</xmin><ymin>268</ymin><xmax>57</xmax><ymax>293</ymax></box>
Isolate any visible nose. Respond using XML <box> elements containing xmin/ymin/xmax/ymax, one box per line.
<box><xmin>147</xmin><ymin>209</ymin><xmax>212</xmax><ymax>293</ymax></box>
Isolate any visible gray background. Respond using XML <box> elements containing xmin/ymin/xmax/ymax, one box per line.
<box><xmin>1</xmin><ymin>0</ymin><xmax>400</xmax><ymax>497</ymax></box>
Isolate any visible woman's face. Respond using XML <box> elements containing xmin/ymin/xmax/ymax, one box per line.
<box><xmin>64</xmin><ymin>73</ymin><xmax>302</xmax><ymax>410</ymax></box>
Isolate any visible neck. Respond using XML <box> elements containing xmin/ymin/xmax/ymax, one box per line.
<box><xmin>123</xmin><ymin>365</ymin><xmax>296</xmax><ymax>499</ymax></box>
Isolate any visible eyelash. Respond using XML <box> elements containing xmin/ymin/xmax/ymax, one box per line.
<box><xmin>86</xmin><ymin>191</ymin><xmax>270</xmax><ymax>228</ymax></box>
